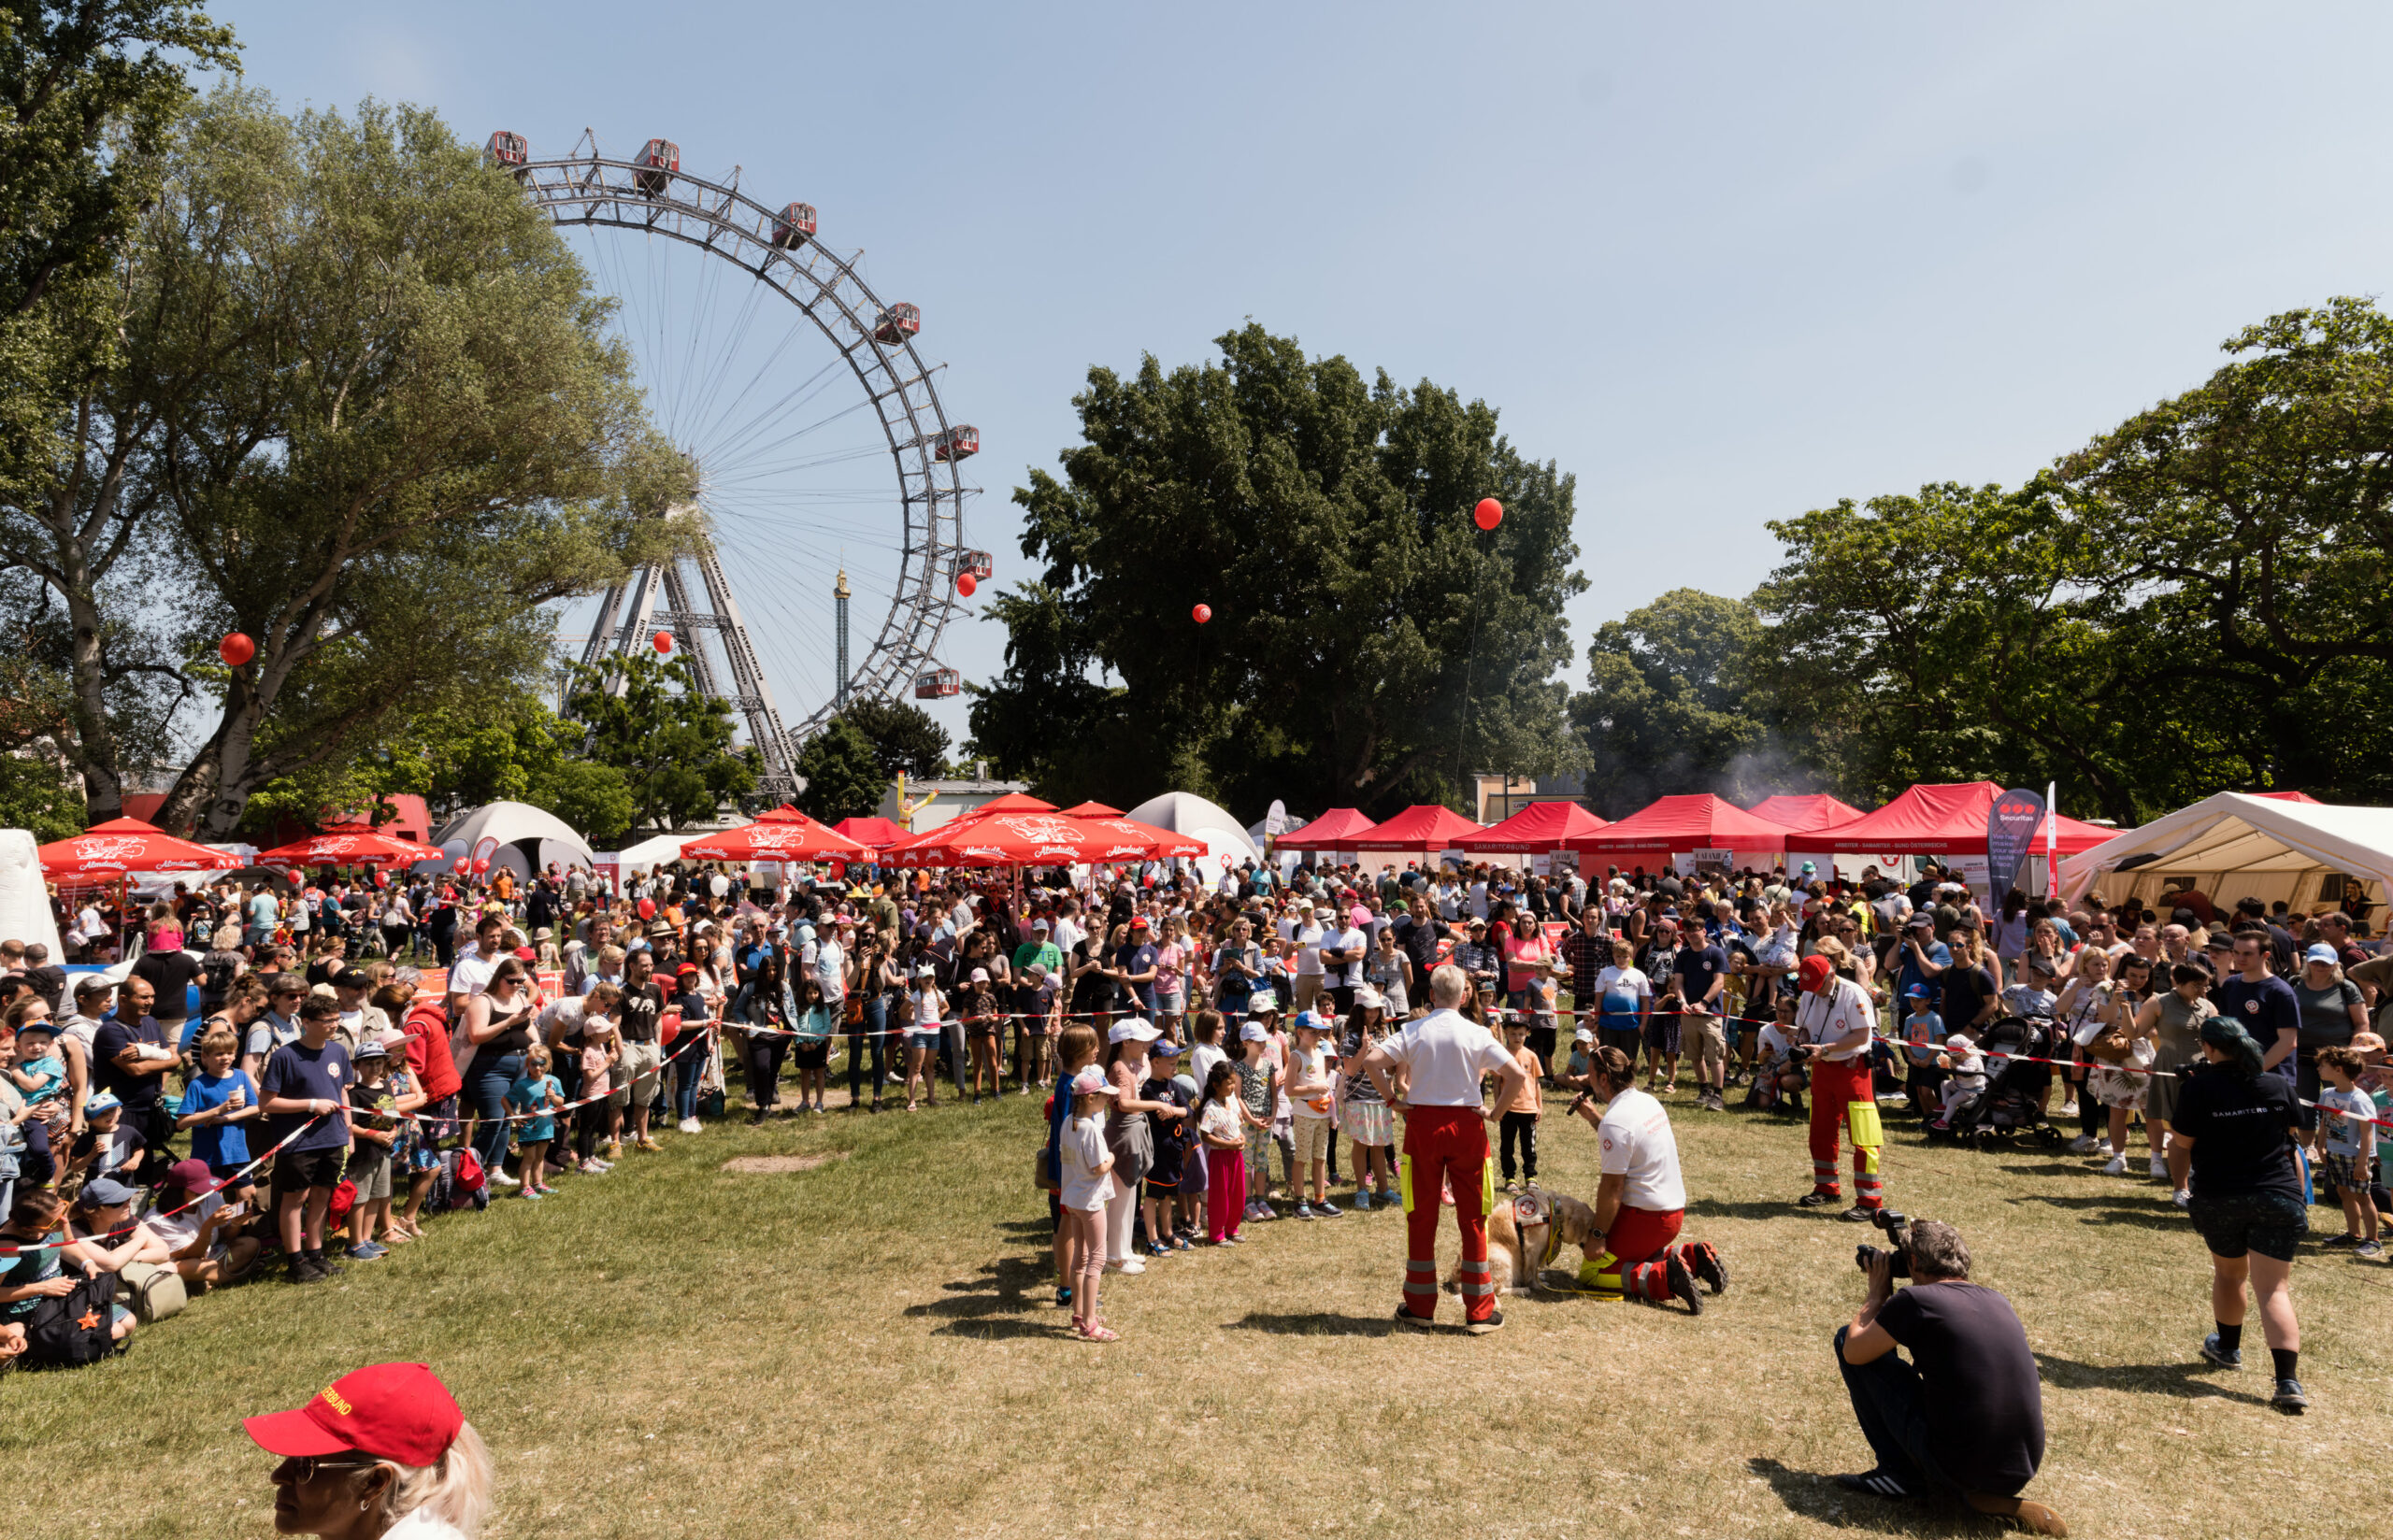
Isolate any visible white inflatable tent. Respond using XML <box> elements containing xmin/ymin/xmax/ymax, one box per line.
<box><xmin>0</xmin><ymin>830</ymin><xmax>64</xmax><ymax>956</ymax></box>
<box><xmin>2060</xmin><ymin>791</ymin><xmax>2393</xmax><ymax>921</ymax></box>
<box><xmin>425</xmin><ymin>801</ymin><xmax>596</xmax><ymax>882</ymax></box>
<box><xmin>1125</xmin><ymin>791</ymin><xmax>1262</xmax><ymax>876</ymax></box>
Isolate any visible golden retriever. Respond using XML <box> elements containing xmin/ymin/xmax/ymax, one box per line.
<box><xmin>1443</xmin><ymin>1185</ymin><xmax>1602</xmax><ymax>1295</ymax></box>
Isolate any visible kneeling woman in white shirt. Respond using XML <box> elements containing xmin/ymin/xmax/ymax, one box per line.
<box><xmin>1566</xmin><ymin>1046</ymin><xmax>1729</xmax><ymax>1314</ymax></box>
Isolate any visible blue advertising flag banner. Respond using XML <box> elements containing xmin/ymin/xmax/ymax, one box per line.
<box><xmin>1985</xmin><ymin>787</ymin><xmax>2047</xmax><ymax>904</ymax></box>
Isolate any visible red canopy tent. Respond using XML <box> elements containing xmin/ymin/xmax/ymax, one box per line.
<box><xmin>2251</xmin><ymin>791</ymin><xmax>2322</xmax><ymax>804</ymax></box>
<box><xmin>254</xmin><ymin>821</ymin><xmax>444</xmax><ymax>869</ymax></box>
<box><xmin>1564</xmin><ymin>794</ymin><xmax>1798</xmax><ymax>862</ymax></box>
<box><xmin>1057</xmin><ymin>801</ymin><xmax>1124</xmax><ymax>818</ymax></box>
<box><xmin>1280</xmin><ymin>807</ymin><xmax>1373</xmax><ymax>849</ymax></box>
<box><xmin>1330</xmin><ymin>805</ymin><xmax>1487</xmax><ymax>852</ymax></box>
<box><xmin>1811</xmin><ymin>782</ymin><xmax>2114</xmax><ymax>856</ymax></box>
<box><xmin>680</xmin><ymin>806</ymin><xmax>872</xmax><ymax>862</ymax></box>
<box><xmin>829</xmin><ymin>817</ymin><xmax>910</xmax><ymax>849</ymax></box>
<box><xmin>38</xmin><ymin>818</ymin><xmax>241</xmax><ymax>881</ymax></box>
<box><xmin>953</xmin><ymin>792</ymin><xmax>1056</xmax><ymax>820</ymax></box>
<box><xmin>1460</xmin><ymin>802</ymin><xmax>1609</xmax><ymax>854</ymax></box>
<box><xmin>1747</xmin><ymin>793</ymin><xmax>1867</xmax><ymax>832</ymax></box>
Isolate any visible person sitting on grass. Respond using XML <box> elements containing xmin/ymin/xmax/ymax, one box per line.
<box><xmin>1747</xmin><ymin>998</ymin><xmax>1806</xmax><ymax>1114</ymax></box>
<box><xmin>145</xmin><ymin>1158</ymin><xmax>262</xmax><ymax>1290</ymax></box>
<box><xmin>0</xmin><ymin>1189</ymin><xmax>135</xmax><ymax>1355</ymax></box>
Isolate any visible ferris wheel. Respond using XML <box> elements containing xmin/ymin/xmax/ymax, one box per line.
<box><xmin>489</xmin><ymin>129</ymin><xmax>984</xmax><ymax>801</ymax></box>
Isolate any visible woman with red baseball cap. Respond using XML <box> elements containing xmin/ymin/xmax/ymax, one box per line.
<box><xmin>245</xmin><ymin>1362</ymin><xmax>491</xmax><ymax>1538</ymax></box>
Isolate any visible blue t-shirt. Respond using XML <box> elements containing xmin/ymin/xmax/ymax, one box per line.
<box><xmin>1598</xmin><ymin>972</ymin><xmax>1649</xmax><ymax>1034</ymax></box>
<box><xmin>507</xmin><ymin>1074</ymin><xmax>562</xmax><ymax>1143</ymax></box>
<box><xmin>1903</xmin><ymin>1008</ymin><xmax>1947</xmax><ymax>1065</ymax></box>
<box><xmin>2215</xmin><ymin>975</ymin><xmax>2301</xmax><ymax>1052</ymax></box>
<box><xmin>10</xmin><ymin>1052</ymin><xmax>65</xmax><ymax>1107</ymax></box>
<box><xmin>259</xmin><ymin>1039</ymin><xmax>354</xmax><ymax>1154</ymax></box>
<box><xmin>1897</xmin><ymin>939</ymin><xmax>1951</xmax><ymax>1003</ymax></box>
<box><xmin>1673</xmin><ymin>944</ymin><xmax>1728</xmax><ymax>1008</ymax></box>
<box><xmin>0</xmin><ymin>1230</ymin><xmax>64</xmax><ymax>1316</ymax></box>
<box><xmin>179</xmin><ymin>1070</ymin><xmax>258</xmax><ymax>1168</ymax></box>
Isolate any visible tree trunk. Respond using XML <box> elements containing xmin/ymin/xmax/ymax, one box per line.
<box><xmin>49</xmin><ymin>504</ymin><xmax>125</xmax><ymax>824</ymax></box>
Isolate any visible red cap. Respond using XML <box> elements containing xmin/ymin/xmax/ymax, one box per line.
<box><xmin>243</xmin><ymin>1363</ymin><xmax>463</xmax><ymax>1466</ymax></box>
<box><xmin>1798</xmin><ymin>955</ymin><xmax>1834</xmax><ymax>993</ymax></box>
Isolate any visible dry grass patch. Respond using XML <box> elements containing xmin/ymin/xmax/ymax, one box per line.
<box><xmin>3</xmin><ymin>1086</ymin><xmax>2386</xmax><ymax>1540</ymax></box>
<box><xmin>719</xmin><ymin>1152</ymin><xmax>847</xmax><ymax>1174</ymax></box>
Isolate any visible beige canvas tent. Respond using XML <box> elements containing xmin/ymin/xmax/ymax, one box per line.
<box><xmin>2059</xmin><ymin>791</ymin><xmax>2393</xmax><ymax>923</ymax></box>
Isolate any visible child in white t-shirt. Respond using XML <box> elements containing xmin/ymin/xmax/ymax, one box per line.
<box><xmin>2315</xmin><ymin>1046</ymin><xmax>2381</xmax><ymax>1257</ymax></box>
<box><xmin>1058</xmin><ymin>1066</ymin><xmax>1119</xmax><ymax>1342</ymax></box>
<box><xmin>1937</xmin><ymin>1034</ymin><xmax>1986</xmax><ymax>1119</ymax></box>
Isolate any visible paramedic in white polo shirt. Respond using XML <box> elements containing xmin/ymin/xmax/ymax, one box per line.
<box><xmin>1566</xmin><ymin>1046</ymin><xmax>1727</xmax><ymax>1311</ymax></box>
<box><xmin>1361</xmin><ymin>963</ymin><xmax>1528</xmax><ymax>1333</ymax></box>
<box><xmin>1794</xmin><ymin>953</ymin><xmax>1888</xmax><ymax>1219</ymax></box>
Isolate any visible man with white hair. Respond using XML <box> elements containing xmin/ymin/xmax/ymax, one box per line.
<box><xmin>1362</xmin><ymin>962</ymin><xmax>1530</xmax><ymax>1333</ymax></box>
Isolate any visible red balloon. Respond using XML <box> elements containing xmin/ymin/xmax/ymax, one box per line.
<box><xmin>1473</xmin><ymin>498</ymin><xmax>1503</xmax><ymax>531</ymax></box>
<box><xmin>451</xmin><ymin>858</ymin><xmax>468</xmax><ymax>874</ymax></box>
<box><xmin>652</xmin><ymin>631</ymin><xmax>673</xmax><ymax>654</ymax></box>
<box><xmin>659</xmin><ymin>1013</ymin><xmax>682</xmax><ymax>1048</ymax></box>
<box><xmin>219</xmin><ymin>632</ymin><xmax>255</xmax><ymax>667</ymax></box>
<box><xmin>636</xmin><ymin>896</ymin><xmax>656</xmax><ymax>920</ymax></box>
<box><xmin>472</xmin><ymin>858</ymin><xmax>490</xmax><ymax>875</ymax></box>
<box><xmin>956</xmin><ymin>573</ymin><xmax>977</xmax><ymax>597</ymax></box>
<box><xmin>1192</xmin><ymin>604</ymin><xmax>1211</xmax><ymax>624</ymax></box>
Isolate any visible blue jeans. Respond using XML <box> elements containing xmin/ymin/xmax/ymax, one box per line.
<box><xmin>1832</xmin><ymin>1325</ymin><xmax>1953</xmax><ymax>1492</ymax></box>
<box><xmin>848</xmin><ymin>996</ymin><xmax>887</xmax><ymax>1104</ymax></box>
<box><xmin>470</xmin><ymin>1051</ymin><xmax>524</xmax><ymax>1173</ymax></box>
<box><xmin>669</xmin><ymin>1032</ymin><xmax>706</xmax><ymax>1121</ymax></box>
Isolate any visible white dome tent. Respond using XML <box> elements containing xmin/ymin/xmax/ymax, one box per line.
<box><xmin>1124</xmin><ymin>791</ymin><xmax>1263</xmax><ymax>874</ymax></box>
<box><xmin>423</xmin><ymin>801</ymin><xmax>597</xmax><ymax>882</ymax></box>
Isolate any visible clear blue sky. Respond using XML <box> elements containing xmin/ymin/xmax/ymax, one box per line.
<box><xmin>220</xmin><ymin>3</ymin><xmax>2393</xmax><ymax>749</ymax></box>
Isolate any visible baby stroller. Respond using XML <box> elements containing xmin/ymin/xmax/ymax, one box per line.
<box><xmin>1927</xmin><ymin>1016</ymin><xmax>2065</xmax><ymax>1148</ymax></box>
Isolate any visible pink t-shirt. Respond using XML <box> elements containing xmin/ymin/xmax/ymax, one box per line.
<box><xmin>1155</xmin><ymin>943</ymin><xmax>1184</xmax><ymax>997</ymax></box>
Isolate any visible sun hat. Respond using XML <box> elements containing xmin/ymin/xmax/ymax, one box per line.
<box><xmin>1574</xmin><ymin>1026</ymin><xmax>1596</xmax><ymax>1043</ymax></box>
<box><xmin>243</xmin><ymin>1362</ymin><xmax>466</xmax><ymax>1467</ymax></box>
<box><xmin>1108</xmin><ymin>1019</ymin><xmax>1160</xmax><ymax>1044</ymax></box>
<box><xmin>1945</xmin><ymin>1034</ymin><xmax>1973</xmax><ymax>1052</ymax></box>
<box><xmin>1248</xmin><ymin>990</ymin><xmax>1280</xmax><ymax>1013</ymax></box>
<box><xmin>354</xmin><ymin>1039</ymin><xmax>388</xmax><ymax>1062</ymax></box>
<box><xmin>1068</xmin><ymin>1065</ymin><xmax>1118</xmax><ymax>1097</ymax></box>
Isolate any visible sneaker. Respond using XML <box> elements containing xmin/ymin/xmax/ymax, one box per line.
<box><xmin>2200</xmin><ymin>1332</ymin><xmax>2242</xmax><ymax>1370</ymax></box>
<box><xmin>517</xmin><ymin>1188</ymin><xmax>543</xmax><ymax>1201</ymax></box>
<box><xmin>2103</xmin><ymin>1153</ymin><xmax>2128</xmax><ymax>1176</ymax></box>
<box><xmin>2356</xmin><ymin>1240</ymin><xmax>2384</xmax><ymax>1259</ymax></box>
<box><xmin>1688</xmin><ymin>1242</ymin><xmax>1729</xmax><ymax>1295</ymax></box>
<box><xmin>1107</xmin><ymin>1257</ymin><xmax>1146</xmax><ymax>1275</ymax></box>
<box><xmin>2172</xmin><ymin>1188</ymin><xmax>2192</xmax><ymax>1208</ymax></box>
<box><xmin>584</xmin><ymin>1159</ymin><xmax>611</xmax><ymax>1174</ymax></box>
<box><xmin>677</xmin><ymin>1118</ymin><xmax>702</xmax><ymax>1134</ymax></box>
<box><xmin>1352</xmin><ymin>1191</ymin><xmax>1372</xmax><ymax>1212</ymax></box>
<box><xmin>1838</xmin><ymin>1205</ymin><xmax>1879</xmax><ymax>1223</ymax></box>
<box><xmin>1963</xmin><ymin>1493</ymin><xmax>2069</xmax><ymax>1536</ymax></box>
<box><xmin>2322</xmin><ymin>1232</ymin><xmax>2361</xmax><ymax>1249</ymax></box>
<box><xmin>1394</xmin><ymin>1306</ymin><xmax>1435</xmax><ymax>1331</ymax></box>
<box><xmin>1464</xmin><ymin>1308</ymin><xmax>1506</xmax><ymax>1335</ymax></box>
<box><xmin>534</xmin><ymin>1184</ymin><xmax>558</xmax><ymax>1195</ymax></box>
<box><xmin>2057</xmin><ymin>1101</ymin><xmax>2080</xmax><ymax>1118</ymax></box>
<box><xmin>1220</xmin><ymin>1233</ymin><xmax>1242</xmax><ymax>1245</ymax></box>
<box><xmin>2068</xmin><ymin>1134</ymin><xmax>2100</xmax><ymax>1154</ymax></box>
<box><xmin>1836</xmin><ymin>1470</ymin><xmax>1916</xmax><ymax>1501</ymax></box>
<box><xmin>488</xmin><ymin>1169</ymin><xmax>521</xmax><ymax>1188</ymax></box>
<box><xmin>347</xmin><ymin>1241</ymin><xmax>389</xmax><ymax>1261</ymax></box>
<box><xmin>635</xmin><ymin>1136</ymin><xmax>662</xmax><ymax>1152</ymax></box>
<box><xmin>1294</xmin><ymin>1203</ymin><xmax>1316</xmax><ymax>1220</ymax></box>
<box><xmin>1796</xmin><ymin>1191</ymin><xmax>1839</xmax><ymax>1208</ymax></box>
<box><xmin>288</xmin><ymin>1256</ymin><xmax>326</xmax><ymax>1285</ymax></box>
<box><xmin>1665</xmin><ymin>1250</ymin><xmax>1704</xmax><ymax>1315</ymax></box>
<box><xmin>1502</xmin><ymin>1179</ymin><xmax>1520</xmax><ymax>1193</ymax></box>
<box><xmin>2148</xmin><ymin>1154</ymin><xmax>2169</xmax><ymax>1179</ymax></box>
<box><xmin>1315</xmin><ymin>1199</ymin><xmax>1342</xmax><ymax>1218</ymax></box>
<box><xmin>1056</xmin><ymin>1286</ymin><xmax>1071</xmax><ymax>1308</ymax></box>
<box><xmin>2271</xmin><ymin>1376</ymin><xmax>2307</xmax><ymax>1414</ymax></box>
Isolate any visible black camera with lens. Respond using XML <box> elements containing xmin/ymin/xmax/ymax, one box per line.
<box><xmin>1854</xmin><ymin>1208</ymin><xmax>1911</xmax><ymax>1278</ymax></box>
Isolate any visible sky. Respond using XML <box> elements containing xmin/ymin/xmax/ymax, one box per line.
<box><xmin>217</xmin><ymin>2</ymin><xmax>2393</xmax><ymax>754</ymax></box>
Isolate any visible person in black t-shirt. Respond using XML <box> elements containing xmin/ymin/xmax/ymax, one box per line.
<box><xmin>2167</xmin><ymin>1016</ymin><xmax>2311</xmax><ymax>1414</ymax></box>
<box><xmin>1834</xmin><ymin>1219</ymin><xmax>2062</xmax><ymax>1534</ymax></box>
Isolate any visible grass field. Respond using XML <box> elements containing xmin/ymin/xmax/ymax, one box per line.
<box><xmin>7</xmin><ymin>1078</ymin><xmax>2387</xmax><ymax>1540</ymax></box>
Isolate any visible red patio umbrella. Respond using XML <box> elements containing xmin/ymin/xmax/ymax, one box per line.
<box><xmin>1057</xmin><ymin>801</ymin><xmax>1124</xmax><ymax>818</ymax></box>
<box><xmin>830</xmin><ymin>816</ymin><xmax>910</xmax><ymax>849</ymax></box>
<box><xmin>38</xmin><ymin>818</ymin><xmax>242</xmax><ymax>881</ymax></box>
<box><xmin>1068</xmin><ymin>814</ymin><xmax>1204</xmax><ymax>861</ymax></box>
<box><xmin>254</xmin><ymin>821</ymin><xmax>445</xmax><ymax>869</ymax></box>
<box><xmin>680</xmin><ymin>806</ymin><xmax>871</xmax><ymax>862</ymax></box>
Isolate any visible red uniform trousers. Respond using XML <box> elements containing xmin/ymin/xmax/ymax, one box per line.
<box><xmin>1584</xmin><ymin>1205</ymin><xmax>1718</xmax><ymax>1302</ymax></box>
<box><xmin>1806</xmin><ymin>1055</ymin><xmax>1884</xmax><ymax>1209</ymax></box>
<box><xmin>1401</xmin><ymin>1105</ymin><xmax>1494</xmax><ymax>1323</ymax></box>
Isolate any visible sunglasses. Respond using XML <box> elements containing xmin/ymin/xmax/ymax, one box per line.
<box><xmin>279</xmin><ymin>1454</ymin><xmax>384</xmax><ymax>1485</ymax></box>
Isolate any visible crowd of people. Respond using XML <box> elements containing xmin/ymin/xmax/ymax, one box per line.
<box><xmin>2</xmin><ymin>848</ymin><xmax>2382</xmax><ymax>1402</ymax></box>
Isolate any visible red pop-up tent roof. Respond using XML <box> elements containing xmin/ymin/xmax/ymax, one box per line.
<box><xmin>1565</xmin><ymin>794</ymin><xmax>1798</xmax><ymax>855</ymax></box>
<box><xmin>1813</xmin><ymin>781</ymin><xmax>2115</xmax><ymax>855</ymax></box>
<box><xmin>1334</xmin><ymin>804</ymin><xmax>1487</xmax><ymax>852</ymax></box>
<box><xmin>1461</xmin><ymin>801</ymin><xmax>1609</xmax><ymax>853</ymax></box>
<box><xmin>1284</xmin><ymin>807</ymin><xmax>1375</xmax><ymax>847</ymax></box>
<box><xmin>1748</xmin><ymin>793</ymin><xmax>1868</xmax><ymax>832</ymax></box>
<box><xmin>830</xmin><ymin>817</ymin><xmax>910</xmax><ymax>849</ymax></box>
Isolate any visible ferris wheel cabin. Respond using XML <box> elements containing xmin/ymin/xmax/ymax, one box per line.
<box><xmin>485</xmin><ymin>131</ymin><xmax>528</xmax><ymax>168</ymax></box>
<box><xmin>874</xmin><ymin>303</ymin><xmax>921</xmax><ymax>346</ymax></box>
<box><xmin>913</xmin><ymin>667</ymin><xmax>962</xmax><ymax>700</ymax></box>
<box><xmin>933</xmin><ymin>425</ymin><xmax>979</xmax><ymax>462</ymax></box>
<box><xmin>957</xmin><ymin>550</ymin><xmax>994</xmax><ymax>581</ymax></box>
<box><xmin>632</xmin><ymin>138</ymin><xmax>680</xmax><ymax>196</ymax></box>
<box><xmin>770</xmin><ymin>202</ymin><xmax>817</xmax><ymax>250</ymax></box>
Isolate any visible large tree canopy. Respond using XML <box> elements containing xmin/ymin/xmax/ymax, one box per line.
<box><xmin>566</xmin><ymin>653</ymin><xmax>756</xmax><ymax>837</ymax></box>
<box><xmin>970</xmin><ymin>324</ymin><xmax>1584</xmax><ymax>815</ymax></box>
<box><xmin>1571</xmin><ymin>588</ymin><xmax>1785</xmax><ymax>818</ymax></box>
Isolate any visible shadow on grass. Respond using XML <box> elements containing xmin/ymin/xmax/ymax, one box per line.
<box><xmin>1689</xmin><ymin>1197</ymin><xmax>1817</xmax><ymax>1222</ymax></box>
<box><xmin>1745</xmin><ymin>1457</ymin><xmax>1978</xmax><ymax>1534</ymax></box>
<box><xmin>1999</xmin><ymin>1191</ymin><xmax>2181</xmax><ymax>1231</ymax></box>
<box><xmin>1223</xmin><ymin>1311</ymin><xmax>1403</xmax><ymax>1338</ymax></box>
<box><xmin>900</xmin><ymin>1255</ymin><xmax>1060</xmax><ymax>1336</ymax></box>
<box><xmin>2033</xmin><ymin>1351</ymin><xmax>2275</xmax><ymax>1406</ymax></box>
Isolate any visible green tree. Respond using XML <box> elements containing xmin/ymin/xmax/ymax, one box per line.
<box><xmin>841</xmin><ymin>696</ymin><xmax>950</xmax><ymax>783</ymax></box>
<box><xmin>970</xmin><ymin>324</ymin><xmax>1584</xmax><ymax>814</ymax></box>
<box><xmin>0</xmin><ymin>2</ymin><xmax>236</xmax><ymax>820</ymax></box>
<box><xmin>1570</xmin><ymin>589</ymin><xmax>1775</xmax><ymax>816</ymax></box>
<box><xmin>565</xmin><ymin>653</ymin><xmax>755</xmax><ymax>834</ymax></box>
<box><xmin>793</xmin><ymin>715</ymin><xmax>886</xmax><ymax>824</ymax></box>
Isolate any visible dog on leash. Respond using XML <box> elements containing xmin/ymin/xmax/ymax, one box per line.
<box><xmin>1444</xmin><ymin>1185</ymin><xmax>1602</xmax><ymax>1296</ymax></box>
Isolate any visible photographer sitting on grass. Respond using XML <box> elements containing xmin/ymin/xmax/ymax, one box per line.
<box><xmin>1835</xmin><ymin>1218</ymin><xmax>2064</xmax><ymax>1535</ymax></box>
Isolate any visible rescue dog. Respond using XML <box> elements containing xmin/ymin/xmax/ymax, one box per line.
<box><xmin>1444</xmin><ymin>1185</ymin><xmax>1602</xmax><ymax>1295</ymax></box>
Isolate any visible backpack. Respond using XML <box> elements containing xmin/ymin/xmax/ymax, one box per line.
<box><xmin>444</xmin><ymin>1148</ymin><xmax>488</xmax><ymax>1210</ymax></box>
<box><xmin>116</xmin><ymin>1260</ymin><xmax>188</xmax><ymax>1324</ymax></box>
<box><xmin>21</xmin><ymin>1267</ymin><xmax>122</xmax><ymax>1368</ymax></box>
